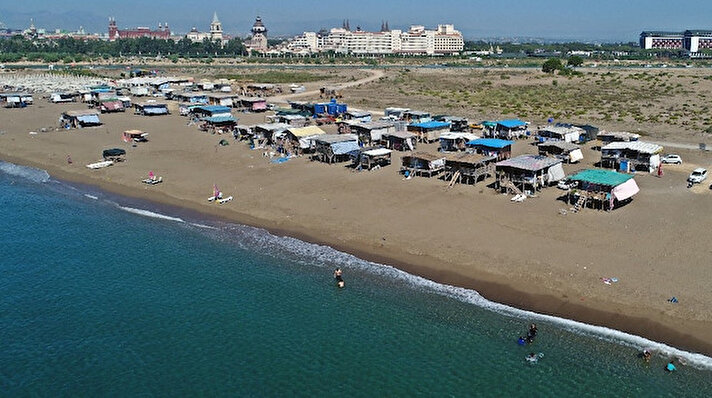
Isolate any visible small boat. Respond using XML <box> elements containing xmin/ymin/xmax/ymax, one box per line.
<box><xmin>86</xmin><ymin>160</ymin><xmax>114</xmax><ymax>169</ymax></box>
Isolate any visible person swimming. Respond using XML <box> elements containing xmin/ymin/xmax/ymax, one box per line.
<box><xmin>666</xmin><ymin>360</ymin><xmax>677</xmax><ymax>372</ymax></box>
<box><xmin>334</xmin><ymin>268</ymin><xmax>344</xmax><ymax>288</ymax></box>
<box><xmin>526</xmin><ymin>352</ymin><xmax>543</xmax><ymax>364</ymax></box>
<box><xmin>642</xmin><ymin>349</ymin><xmax>652</xmax><ymax>363</ymax></box>
<box><xmin>526</xmin><ymin>323</ymin><xmax>538</xmax><ymax>343</ymax></box>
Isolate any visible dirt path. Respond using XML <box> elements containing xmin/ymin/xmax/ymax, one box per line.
<box><xmin>268</xmin><ymin>69</ymin><xmax>385</xmax><ymax>104</ymax></box>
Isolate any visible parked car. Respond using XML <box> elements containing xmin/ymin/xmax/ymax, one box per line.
<box><xmin>557</xmin><ymin>180</ymin><xmax>578</xmax><ymax>190</ymax></box>
<box><xmin>661</xmin><ymin>154</ymin><xmax>682</xmax><ymax>164</ymax></box>
<box><xmin>687</xmin><ymin>168</ymin><xmax>708</xmax><ymax>184</ymax></box>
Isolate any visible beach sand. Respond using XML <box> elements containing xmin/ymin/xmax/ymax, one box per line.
<box><xmin>2</xmin><ymin>78</ymin><xmax>712</xmax><ymax>356</ymax></box>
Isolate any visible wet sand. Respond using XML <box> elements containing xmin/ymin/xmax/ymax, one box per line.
<box><xmin>1</xmin><ymin>97</ymin><xmax>712</xmax><ymax>356</ymax></box>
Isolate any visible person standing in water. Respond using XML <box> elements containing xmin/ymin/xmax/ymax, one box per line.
<box><xmin>526</xmin><ymin>323</ymin><xmax>538</xmax><ymax>343</ymax></box>
<box><xmin>334</xmin><ymin>268</ymin><xmax>344</xmax><ymax>288</ymax></box>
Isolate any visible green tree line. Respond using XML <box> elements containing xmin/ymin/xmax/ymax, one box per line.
<box><xmin>0</xmin><ymin>35</ymin><xmax>247</xmax><ymax>62</ymax></box>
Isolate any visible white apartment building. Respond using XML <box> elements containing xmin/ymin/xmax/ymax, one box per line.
<box><xmin>287</xmin><ymin>23</ymin><xmax>463</xmax><ymax>55</ymax></box>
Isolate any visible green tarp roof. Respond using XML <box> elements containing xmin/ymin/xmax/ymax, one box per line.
<box><xmin>568</xmin><ymin>169</ymin><xmax>633</xmax><ymax>186</ymax></box>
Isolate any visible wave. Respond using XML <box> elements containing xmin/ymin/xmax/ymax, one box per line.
<box><xmin>203</xmin><ymin>221</ymin><xmax>712</xmax><ymax>370</ymax></box>
<box><xmin>84</xmin><ymin>194</ymin><xmax>99</xmax><ymax>200</ymax></box>
<box><xmin>0</xmin><ymin>161</ymin><xmax>50</xmax><ymax>183</ymax></box>
<box><xmin>117</xmin><ymin>206</ymin><xmax>185</xmax><ymax>223</ymax></box>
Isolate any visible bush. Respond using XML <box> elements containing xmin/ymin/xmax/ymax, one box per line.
<box><xmin>568</xmin><ymin>55</ymin><xmax>584</xmax><ymax>67</ymax></box>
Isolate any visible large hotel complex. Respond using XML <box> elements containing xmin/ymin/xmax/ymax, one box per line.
<box><xmin>640</xmin><ymin>30</ymin><xmax>712</xmax><ymax>55</ymax></box>
<box><xmin>286</xmin><ymin>23</ymin><xmax>464</xmax><ymax>55</ymax></box>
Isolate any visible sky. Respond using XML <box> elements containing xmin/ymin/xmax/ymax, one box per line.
<box><xmin>2</xmin><ymin>0</ymin><xmax>712</xmax><ymax>42</ymax></box>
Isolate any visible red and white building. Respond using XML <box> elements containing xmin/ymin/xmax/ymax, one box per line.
<box><xmin>108</xmin><ymin>18</ymin><xmax>171</xmax><ymax>41</ymax></box>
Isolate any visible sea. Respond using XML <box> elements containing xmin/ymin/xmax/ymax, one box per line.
<box><xmin>1</xmin><ymin>160</ymin><xmax>711</xmax><ymax>397</ymax></box>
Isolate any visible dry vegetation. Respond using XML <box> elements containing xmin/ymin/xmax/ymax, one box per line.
<box><xmin>344</xmin><ymin>67</ymin><xmax>712</xmax><ymax>142</ymax></box>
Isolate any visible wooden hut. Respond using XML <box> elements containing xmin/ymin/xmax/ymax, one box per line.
<box><xmin>434</xmin><ymin>115</ymin><xmax>469</xmax><ymax>132</ymax></box>
<box><xmin>407</xmin><ymin>121</ymin><xmax>450</xmax><ymax>143</ymax></box>
<box><xmin>537</xmin><ymin>141</ymin><xmax>583</xmax><ymax>163</ymax></box>
<box><xmin>60</xmin><ymin>110</ymin><xmax>102</xmax><ymax>128</ymax></box>
<box><xmin>536</xmin><ymin>125</ymin><xmax>583</xmax><ymax>143</ymax></box>
<box><xmin>439</xmin><ymin>132</ymin><xmax>478</xmax><ymax>152</ymax></box>
<box><xmin>565</xmin><ymin>169</ymin><xmax>640</xmax><ymax>211</ymax></box>
<box><xmin>207</xmin><ymin>93</ymin><xmax>238</xmax><ymax>107</ymax></box>
<box><xmin>443</xmin><ymin>153</ymin><xmax>496</xmax><ymax>185</ymax></box>
<box><xmin>353</xmin><ymin>148</ymin><xmax>392</xmax><ymax>170</ymax></box>
<box><xmin>345</xmin><ymin>121</ymin><xmax>397</xmax><ymax>146</ymax></box>
<box><xmin>597</xmin><ymin>131</ymin><xmax>640</xmax><ymax>145</ymax></box>
<box><xmin>285</xmin><ymin>126</ymin><xmax>327</xmax><ymax>152</ymax></box>
<box><xmin>200</xmin><ymin>115</ymin><xmax>238</xmax><ymax>135</ymax></box>
<box><xmin>495</xmin><ymin>155</ymin><xmax>565</xmax><ymax>195</ymax></box>
<box><xmin>401</xmin><ymin>152</ymin><xmax>446</xmax><ymax>177</ymax></box>
<box><xmin>382</xmin><ymin>131</ymin><xmax>417</xmax><ymax>151</ymax></box>
<box><xmin>240</xmin><ymin>97</ymin><xmax>268</xmax><ymax>112</ymax></box>
<box><xmin>313</xmin><ymin>134</ymin><xmax>360</xmax><ymax>163</ymax></box>
<box><xmin>134</xmin><ymin>102</ymin><xmax>169</xmax><ymax>116</ymax></box>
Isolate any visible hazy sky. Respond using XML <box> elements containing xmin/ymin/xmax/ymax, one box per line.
<box><xmin>2</xmin><ymin>0</ymin><xmax>711</xmax><ymax>41</ymax></box>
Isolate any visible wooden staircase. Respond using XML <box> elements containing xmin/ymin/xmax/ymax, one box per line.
<box><xmin>571</xmin><ymin>194</ymin><xmax>587</xmax><ymax>213</ymax></box>
<box><xmin>447</xmin><ymin>171</ymin><xmax>461</xmax><ymax>188</ymax></box>
<box><xmin>500</xmin><ymin>178</ymin><xmax>523</xmax><ymax>195</ymax></box>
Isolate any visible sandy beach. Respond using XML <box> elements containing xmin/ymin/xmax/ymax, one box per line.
<box><xmin>2</xmin><ymin>67</ymin><xmax>712</xmax><ymax>356</ymax></box>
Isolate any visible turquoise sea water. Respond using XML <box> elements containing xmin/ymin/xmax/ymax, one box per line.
<box><xmin>1</xmin><ymin>161</ymin><xmax>711</xmax><ymax>397</ymax></box>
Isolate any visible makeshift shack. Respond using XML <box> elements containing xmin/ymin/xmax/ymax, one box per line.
<box><xmin>99</xmin><ymin>100</ymin><xmax>125</xmax><ymax>113</ymax></box>
<box><xmin>343</xmin><ymin>111</ymin><xmax>372</xmax><ymax>123</ymax></box>
<box><xmin>439</xmin><ymin>132</ymin><xmax>479</xmax><ymax>152</ymax></box>
<box><xmin>313</xmin><ymin>134</ymin><xmax>360</xmax><ymax>164</ymax></box>
<box><xmin>401</xmin><ymin>152</ymin><xmax>446</xmax><ymax>177</ymax></box>
<box><xmin>495</xmin><ymin>155</ymin><xmax>565</xmax><ymax>195</ymax></box>
<box><xmin>122</xmin><ymin>130</ymin><xmax>149</xmax><ymax>143</ymax></box>
<box><xmin>207</xmin><ymin>93</ymin><xmax>238</xmax><ymax>107</ymax></box>
<box><xmin>434</xmin><ymin>115</ymin><xmax>469</xmax><ymax>132</ymax></box>
<box><xmin>134</xmin><ymin>102</ymin><xmax>169</xmax><ymax>116</ymax></box>
<box><xmin>555</xmin><ymin>123</ymin><xmax>599</xmax><ymax>143</ymax></box>
<box><xmin>270</xmin><ymin>114</ymin><xmax>308</xmax><ymax>127</ymax></box>
<box><xmin>251</xmin><ymin>123</ymin><xmax>290</xmax><ymax>147</ymax></box>
<box><xmin>466</xmin><ymin>138</ymin><xmax>513</xmax><ymax>160</ymax></box>
<box><xmin>403</xmin><ymin>110</ymin><xmax>431</xmax><ymax>124</ymax></box>
<box><xmin>0</xmin><ymin>93</ymin><xmax>32</xmax><ymax>108</ymax></box>
<box><xmin>382</xmin><ymin>131</ymin><xmax>417</xmax><ymax>151</ymax></box>
<box><xmin>50</xmin><ymin>92</ymin><xmax>77</xmax><ymax>103</ymax></box>
<box><xmin>189</xmin><ymin>105</ymin><xmax>232</xmax><ymax>119</ymax></box>
<box><xmin>600</xmin><ymin>141</ymin><xmax>663</xmax><ymax>173</ymax></box>
<box><xmin>200</xmin><ymin>115</ymin><xmax>237</xmax><ymax>135</ymax></box>
<box><xmin>60</xmin><ymin>110</ymin><xmax>102</xmax><ymax>128</ymax></box>
<box><xmin>173</xmin><ymin>92</ymin><xmax>208</xmax><ymax>104</ymax></box>
<box><xmin>345</xmin><ymin>121</ymin><xmax>397</xmax><ymax>146</ymax></box>
<box><xmin>484</xmin><ymin>119</ymin><xmax>528</xmax><ymax>139</ymax></box>
<box><xmin>537</xmin><ymin>125</ymin><xmax>583</xmax><ymax>143</ymax></box>
<box><xmin>284</xmin><ymin>125</ymin><xmax>327</xmax><ymax>152</ymax></box>
<box><xmin>597</xmin><ymin>131</ymin><xmax>640</xmax><ymax>145</ymax></box>
<box><xmin>566</xmin><ymin>169</ymin><xmax>640</xmax><ymax>211</ymax></box>
<box><xmin>384</xmin><ymin>107</ymin><xmax>410</xmax><ymax>120</ymax></box>
<box><xmin>537</xmin><ymin>141</ymin><xmax>583</xmax><ymax>163</ymax></box>
<box><xmin>353</xmin><ymin>148</ymin><xmax>392</xmax><ymax>170</ymax></box>
<box><xmin>408</xmin><ymin>121</ymin><xmax>450</xmax><ymax>143</ymax></box>
<box><xmin>239</xmin><ymin>97</ymin><xmax>267</xmax><ymax>112</ymax></box>
<box><xmin>443</xmin><ymin>153</ymin><xmax>496</xmax><ymax>185</ymax></box>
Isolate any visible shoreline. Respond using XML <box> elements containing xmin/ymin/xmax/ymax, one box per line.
<box><xmin>4</xmin><ymin>153</ymin><xmax>712</xmax><ymax>358</ymax></box>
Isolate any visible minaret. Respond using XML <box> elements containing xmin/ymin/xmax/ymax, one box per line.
<box><xmin>250</xmin><ymin>16</ymin><xmax>267</xmax><ymax>51</ymax></box>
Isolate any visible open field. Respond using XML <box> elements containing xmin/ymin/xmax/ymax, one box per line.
<box><xmin>342</xmin><ymin>67</ymin><xmax>712</xmax><ymax>144</ymax></box>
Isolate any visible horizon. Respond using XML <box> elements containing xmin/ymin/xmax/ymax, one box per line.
<box><xmin>2</xmin><ymin>0</ymin><xmax>712</xmax><ymax>43</ymax></box>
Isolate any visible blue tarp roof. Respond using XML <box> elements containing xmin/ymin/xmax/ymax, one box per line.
<box><xmin>193</xmin><ymin>105</ymin><xmax>231</xmax><ymax>113</ymax></box>
<box><xmin>203</xmin><ymin>115</ymin><xmax>236</xmax><ymax>123</ymax></box>
<box><xmin>497</xmin><ymin>119</ymin><xmax>527</xmax><ymax>129</ymax></box>
<box><xmin>466</xmin><ymin>138</ymin><xmax>514</xmax><ymax>148</ymax></box>
<box><xmin>409</xmin><ymin>121</ymin><xmax>450</xmax><ymax>129</ymax></box>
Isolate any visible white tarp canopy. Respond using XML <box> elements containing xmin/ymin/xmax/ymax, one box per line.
<box><xmin>569</xmin><ymin>149</ymin><xmax>584</xmax><ymax>163</ymax></box>
<box><xmin>547</xmin><ymin>163</ymin><xmax>566</xmax><ymax>182</ymax></box>
<box><xmin>612</xmin><ymin>178</ymin><xmax>640</xmax><ymax>201</ymax></box>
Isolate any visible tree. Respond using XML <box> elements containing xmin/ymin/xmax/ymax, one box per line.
<box><xmin>568</xmin><ymin>55</ymin><xmax>583</xmax><ymax>67</ymax></box>
<box><xmin>542</xmin><ymin>58</ymin><xmax>563</xmax><ymax>73</ymax></box>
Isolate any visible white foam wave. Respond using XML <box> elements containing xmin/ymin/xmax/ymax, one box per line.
<box><xmin>84</xmin><ymin>194</ymin><xmax>99</xmax><ymax>200</ymax></box>
<box><xmin>118</xmin><ymin>206</ymin><xmax>185</xmax><ymax>223</ymax></box>
<box><xmin>208</xmin><ymin>222</ymin><xmax>712</xmax><ymax>370</ymax></box>
<box><xmin>190</xmin><ymin>223</ymin><xmax>218</xmax><ymax>230</ymax></box>
<box><xmin>0</xmin><ymin>161</ymin><xmax>50</xmax><ymax>183</ymax></box>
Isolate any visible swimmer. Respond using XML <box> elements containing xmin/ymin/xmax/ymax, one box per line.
<box><xmin>642</xmin><ymin>350</ymin><xmax>652</xmax><ymax>362</ymax></box>
<box><xmin>334</xmin><ymin>268</ymin><xmax>344</xmax><ymax>288</ymax></box>
<box><xmin>526</xmin><ymin>323</ymin><xmax>538</xmax><ymax>343</ymax></box>
<box><xmin>665</xmin><ymin>360</ymin><xmax>676</xmax><ymax>372</ymax></box>
<box><xmin>526</xmin><ymin>352</ymin><xmax>543</xmax><ymax>363</ymax></box>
